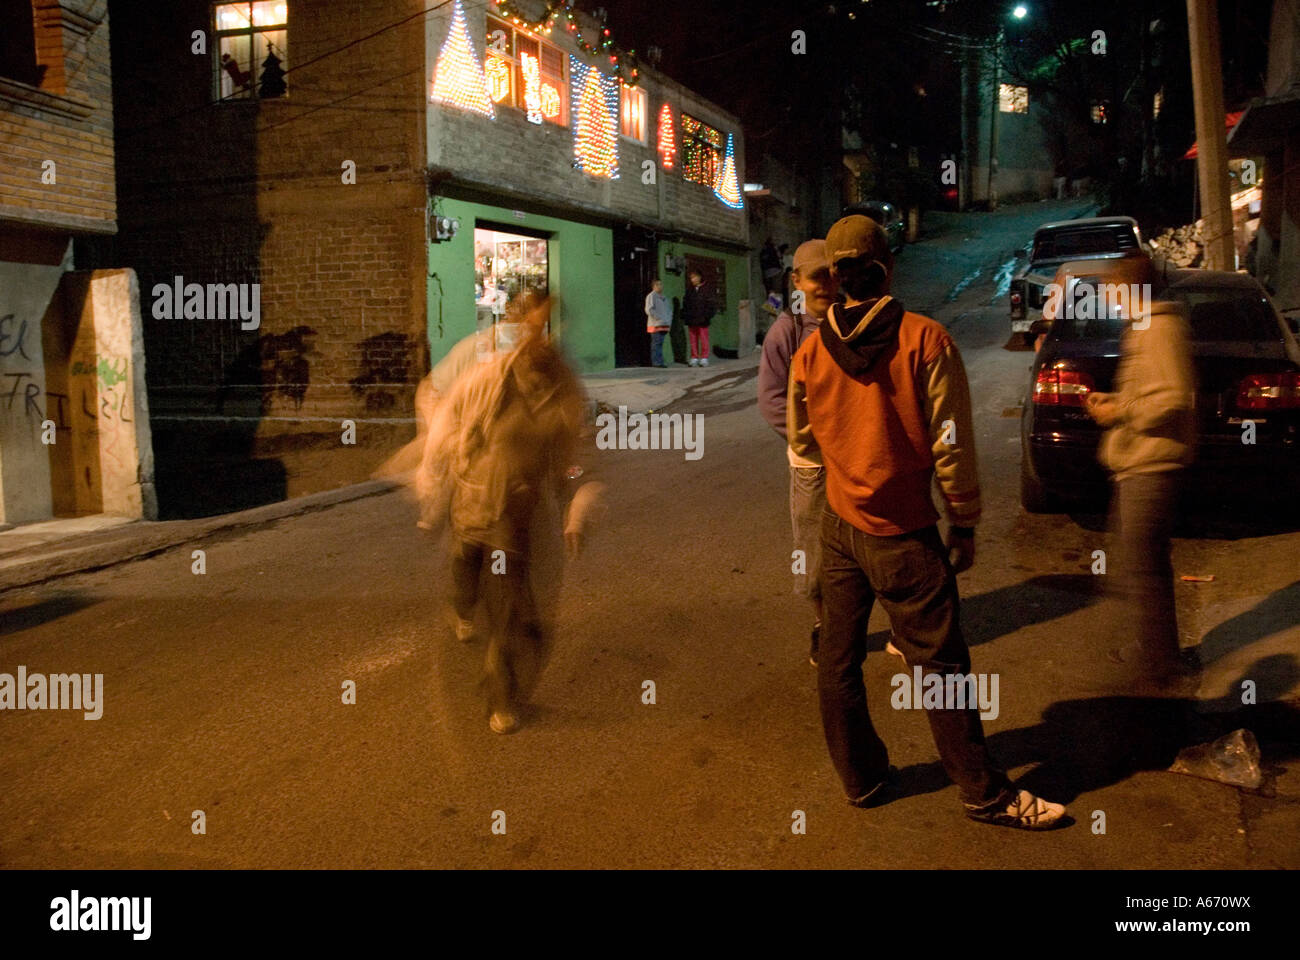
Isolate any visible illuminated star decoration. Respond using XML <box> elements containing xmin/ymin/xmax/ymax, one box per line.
<box><xmin>713</xmin><ymin>132</ymin><xmax>743</xmax><ymax>209</ymax></box>
<box><xmin>657</xmin><ymin>102</ymin><xmax>676</xmax><ymax>170</ymax></box>
<box><xmin>570</xmin><ymin>56</ymin><xmax>619</xmax><ymax>178</ymax></box>
<box><xmin>432</xmin><ymin>0</ymin><xmax>495</xmax><ymax>117</ymax></box>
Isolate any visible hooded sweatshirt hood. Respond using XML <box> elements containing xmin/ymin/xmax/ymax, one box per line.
<box><xmin>820</xmin><ymin>296</ymin><xmax>905</xmax><ymax>377</ymax></box>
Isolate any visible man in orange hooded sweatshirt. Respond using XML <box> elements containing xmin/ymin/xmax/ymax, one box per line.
<box><xmin>788</xmin><ymin>216</ymin><xmax>1066</xmax><ymax>829</ymax></box>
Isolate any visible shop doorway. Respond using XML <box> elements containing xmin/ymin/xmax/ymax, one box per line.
<box><xmin>613</xmin><ymin>232</ymin><xmax>658</xmax><ymax>367</ymax></box>
<box><xmin>474</xmin><ymin>223</ymin><xmax>551</xmax><ymax>352</ymax></box>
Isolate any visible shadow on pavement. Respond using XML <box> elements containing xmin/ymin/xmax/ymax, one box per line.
<box><xmin>890</xmin><ymin>657</ymin><xmax>1300</xmax><ymax>809</ymax></box>
<box><xmin>0</xmin><ymin>591</ymin><xmax>101</xmax><ymax>637</ymax></box>
<box><xmin>1197</xmin><ymin>585</ymin><xmax>1300</xmax><ymax>694</ymax></box>
<box><xmin>867</xmin><ymin>573</ymin><xmax>1102</xmax><ymax>651</ymax></box>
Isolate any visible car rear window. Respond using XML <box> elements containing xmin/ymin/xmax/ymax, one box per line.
<box><xmin>1046</xmin><ymin>275</ymin><xmax>1130</xmax><ymax>340</ymax></box>
<box><xmin>1166</xmin><ymin>289</ymin><xmax>1281</xmax><ymax>342</ymax></box>
<box><xmin>1033</xmin><ymin>226</ymin><xmax>1137</xmax><ymax>261</ymax></box>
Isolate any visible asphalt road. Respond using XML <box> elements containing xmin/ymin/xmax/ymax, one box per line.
<box><xmin>2</xmin><ymin>205</ymin><xmax>1297</xmax><ymax>869</ymax></box>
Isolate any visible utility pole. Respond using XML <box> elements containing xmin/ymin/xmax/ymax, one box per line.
<box><xmin>987</xmin><ymin>27</ymin><xmax>1003</xmax><ymax>211</ymax></box>
<box><xmin>1186</xmin><ymin>0</ymin><xmax>1236</xmax><ymax>269</ymax></box>
<box><xmin>1139</xmin><ymin>2</ymin><xmax>1153</xmax><ymax>181</ymax></box>
<box><xmin>959</xmin><ymin>52</ymin><xmax>969</xmax><ymax>211</ymax></box>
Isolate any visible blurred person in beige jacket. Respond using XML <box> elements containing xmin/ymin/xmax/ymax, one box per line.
<box><xmin>411</xmin><ymin>296</ymin><xmax>605</xmax><ymax>734</ymax></box>
<box><xmin>1083</xmin><ymin>267</ymin><xmax>1196</xmax><ymax>689</ymax></box>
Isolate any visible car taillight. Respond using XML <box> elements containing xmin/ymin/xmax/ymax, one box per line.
<box><xmin>1236</xmin><ymin>372</ymin><xmax>1300</xmax><ymax>410</ymax></box>
<box><xmin>1034</xmin><ymin>366</ymin><xmax>1094</xmax><ymax>406</ymax></box>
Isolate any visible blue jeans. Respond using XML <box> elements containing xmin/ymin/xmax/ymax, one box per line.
<box><xmin>650</xmin><ymin>330</ymin><xmax>667</xmax><ymax>366</ymax></box>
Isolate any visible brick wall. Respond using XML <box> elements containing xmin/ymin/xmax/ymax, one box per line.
<box><xmin>426</xmin><ymin>1</ymin><xmax>749</xmax><ymax>250</ymax></box>
<box><xmin>105</xmin><ymin>0</ymin><xmax>428</xmax><ymax>422</ymax></box>
<box><xmin>0</xmin><ymin>0</ymin><xmax>116</xmax><ymax>235</ymax></box>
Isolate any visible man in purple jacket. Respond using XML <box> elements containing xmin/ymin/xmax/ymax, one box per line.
<box><xmin>757</xmin><ymin>239</ymin><xmax>838</xmax><ymax>665</ymax></box>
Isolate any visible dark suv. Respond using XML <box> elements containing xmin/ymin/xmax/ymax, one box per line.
<box><xmin>1020</xmin><ymin>266</ymin><xmax>1300</xmax><ymax>511</ymax></box>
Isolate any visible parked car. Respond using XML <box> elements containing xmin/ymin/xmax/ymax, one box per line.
<box><xmin>1020</xmin><ymin>262</ymin><xmax>1300</xmax><ymax>512</ymax></box>
<box><xmin>843</xmin><ymin>201</ymin><xmax>905</xmax><ymax>253</ymax></box>
<box><xmin>1010</xmin><ymin>216</ymin><xmax>1146</xmax><ymax>344</ymax></box>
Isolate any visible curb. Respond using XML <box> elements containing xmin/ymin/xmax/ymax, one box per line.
<box><xmin>0</xmin><ymin>478</ymin><xmax>402</xmax><ymax>594</ymax></box>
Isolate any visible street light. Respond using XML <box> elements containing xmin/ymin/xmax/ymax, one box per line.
<box><xmin>1013</xmin><ymin>4</ymin><xmax>1028</xmax><ymax>19</ymax></box>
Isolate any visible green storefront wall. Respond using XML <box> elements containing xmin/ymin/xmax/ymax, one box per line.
<box><xmin>426</xmin><ymin>197</ymin><xmax>750</xmax><ymax>372</ymax></box>
<box><xmin>427</xmin><ymin>197</ymin><xmax>615</xmax><ymax>374</ymax></box>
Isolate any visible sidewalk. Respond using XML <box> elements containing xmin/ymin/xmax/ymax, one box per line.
<box><xmin>581</xmin><ymin>350</ymin><xmax>758</xmax><ymax>415</ymax></box>
<box><xmin>0</xmin><ymin>480</ymin><xmax>401</xmax><ymax>593</ymax></box>
<box><xmin>0</xmin><ymin>351</ymin><xmax>759</xmax><ymax>593</ymax></box>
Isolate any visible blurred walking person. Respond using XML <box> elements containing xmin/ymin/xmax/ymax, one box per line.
<box><xmin>1083</xmin><ymin>267</ymin><xmax>1197</xmax><ymax>690</ymax></box>
<box><xmin>789</xmin><ymin>216</ymin><xmax>1066</xmax><ymax>828</ymax></box>
<box><xmin>419</xmin><ymin>295</ymin><xmax>604</xmax><ymax>734</ymax></box>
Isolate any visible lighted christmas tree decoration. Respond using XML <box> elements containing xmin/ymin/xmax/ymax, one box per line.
<box><xmin>570</xmin><ymin>57</ymin><xmax>619</xmax><ymax>178</ymax></box>
<box><xmin>713</xmin><ymin>132</ymin><xmax>743</xmax><ymax>209</ymax></box>
<box><xmin>521</xmin><ymin>51</ymin><xmax>543</xmax><ymax>124</ymax></box>
<box><xmin>431</xmin><ymin>0</ymin><xmax>495</xmax><ymax>118</ymax></box>
<box><xmin>657</xmin><ymin>103</ymin><xmax>677</xmax><ymax>170</ymax></box>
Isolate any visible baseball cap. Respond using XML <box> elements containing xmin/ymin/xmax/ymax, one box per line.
<box><xmin>791</xmin><ymin>239</ymin><xmax>830</xmax><ymax>275</ymax></box>
<box><xmin>825</xmin><ymin>215</ymin><xmax>891</xmax><ymax>265</ymax></box>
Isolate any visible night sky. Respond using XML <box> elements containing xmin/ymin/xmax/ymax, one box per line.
<box><xmin>600</xmin><ymin>0</ymin><xmax>1273</xmax><ymax>173</ymax></box>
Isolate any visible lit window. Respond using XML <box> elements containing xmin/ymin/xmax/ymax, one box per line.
<box><xmin>999</xmin><ymin>83</ymin><xmax>1028</xmax><ymax>114</ymax></box>
<box><xmin>681</xmin><ymin>113</ymin><xmax>724</xmax><ymax>186</ymax></box>
<box><xmin>213</xmin><ymin>2</ymin><xmax>288</xmax><ymax>101</ymax></box>
<box><xmin>1152</xmin><ymin>88</ymin><xmax>1164</xmax><ymax>119</ymax></box>
<box><xmin>484</xmin><ymin>15</ymin><xmax>567</xmax><ymax>126</ymax></box>
<box><xmin>1091</xmin><ymin>102</ymin><xmax>1108</xmax><ymax>124</ymax></box>
<box><xmin>620</xmin><ymin>82</ymin><xmax>646</xmax><ymax>142</ymax></box>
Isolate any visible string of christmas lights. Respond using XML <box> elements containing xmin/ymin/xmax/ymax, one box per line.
<box><xmin>657</xmin><ymin>102</ymin><xmax>677</xmax><ymax>171</ymax></box>
<box><xmin>713</xmin><ymin>132</ymin><xmax>743</xmax><ymax>209</ymax></box>
<box><xmin>431</xmin><ymin>0</ymin><xmax>496</xmax><ymax>117</ymax></box>
<box><xmin>493</xmin><ymin>0</ymin><xmax>640</xmax><ymax>86</ymax></box>
<box><xmin>570</xmin><ymin>56</ymin><xmax>619</xmax><ymax>178</ymax></box>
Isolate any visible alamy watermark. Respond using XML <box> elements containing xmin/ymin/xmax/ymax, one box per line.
<box><xmin>595</xmin><ymin>405</ymin><xmax>703</xmax><ymax>461</ymax></box>
<box><xmin>151</xmin><ymin>275</ymin><xmax>260</xmax><ymax>330</ymax></box>
<box><xmin>1042</xmin><ymin>281</ymin><xmax>1154</xmax><ymax>329</ymax></box>
<box><xmin>891</xmin><ymin>666</ymin><xmax>999</xmax><ymax>720</ymax></box>
<box><xmin>0</xmin><ymin>666</ymin><xmax>103</xmax><ymax>719</ymax></box>
<box><xmin>50</xmin><ymin>890</ymin><xmax>150</xmax><ymax>940</ymax></box>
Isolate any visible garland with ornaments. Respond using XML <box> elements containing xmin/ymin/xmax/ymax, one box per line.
<box><xmin>492</xmin><ymin>0</ymin><xmax>640</xmax><ymax>85</ymax></box>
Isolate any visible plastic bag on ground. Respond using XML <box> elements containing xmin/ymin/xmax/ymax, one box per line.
<box><xmin>1168</xmin><ymin>728</ymin><xmax>1262</xmax><ymax>790</ymax></box>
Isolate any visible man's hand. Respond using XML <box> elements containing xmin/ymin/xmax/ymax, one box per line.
<box><xmin>946</xmin><ymin>526</ymin><xmax>975</xmax><ymax>573</ymax></box>
<box><xmin>1085</xmin><ymin>391</ymin><xmax>1121</xmax><ymax>427</ymax></box>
